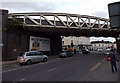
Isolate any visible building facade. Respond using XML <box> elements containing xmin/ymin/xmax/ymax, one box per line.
<box><xmin>62</xmin><ymin>36</ymin><xmax>90</xmax><ymax>46</ymax></box>
<box><xmin>91</xmin><ymin>40</ymin><xmax>116</xmax><ymax>50</ymax></box>
<box><xmin>62</xmin><ymin>36</ymin><xmax>91</xmax><ymax>51</ymax></box>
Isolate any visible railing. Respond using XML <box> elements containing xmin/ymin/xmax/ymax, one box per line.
<box><xmin>8</xmin><ymin>12</ymin><xmax>111</xmax><ymax>30</ymax></box>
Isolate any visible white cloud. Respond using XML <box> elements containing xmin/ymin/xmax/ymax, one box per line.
<box><xmin>2</xmin><ymin>2</ymin><xmax>57</xmax><ymax>13</ymax></box>
<box><xmin>92</xmin><ymin>11</ymin><xmax>108</xmax><ymax>18</ymax></box>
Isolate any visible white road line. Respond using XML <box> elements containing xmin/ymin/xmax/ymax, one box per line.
<box><xmin>19</xmin><ymin>78</ymin><xmax>25</xmax><ymax>81</ymax></box>
<box><xmin>2</xmin><ymin>57</ymin><xmax>71</xmax><ymax>73</ymax></box>
<box><xmin>47</xmin><ymin>68</ymin><xmax>56</xmax><ymax>72</ymax></box>
<box><xmin>2</xmin><ymin>67</ymin><xmax>23</xmax><ymax>73</ymax></box>
<box><xmin>2</xmin><ymin>66</ymin><xmax>30</xmax><ymax>73</ymax></box>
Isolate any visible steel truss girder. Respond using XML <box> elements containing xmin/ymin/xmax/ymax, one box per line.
<box><xmin>9</xmin><ymin>12</ymin><xmax>113</xmax><ymax>30</ymax></box>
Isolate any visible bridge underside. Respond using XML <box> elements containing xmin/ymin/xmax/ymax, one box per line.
<box><xmin>23</xmin><ymin>26</ymin><xmax>119</xmax><ymax>38</ymax></box>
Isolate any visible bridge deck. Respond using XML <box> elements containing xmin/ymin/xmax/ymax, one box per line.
<box><xmin>8</xmin><ymin>12</ymin><xmax>120</xmax><ymax>37</ymax></box>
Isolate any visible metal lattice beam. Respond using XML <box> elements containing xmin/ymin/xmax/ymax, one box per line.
<box><xmin>8</xmin><ymin>12</ymin><xmax>114</xmax><ymax>31</ymax></box>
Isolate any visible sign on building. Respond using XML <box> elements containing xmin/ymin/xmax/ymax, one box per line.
<box><xmin>29</xmin><ymin>36</ymin><xmax>50</xmax><ymax>51</ymax></box>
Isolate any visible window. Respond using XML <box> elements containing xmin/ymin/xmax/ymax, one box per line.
<box><xmin>26</xmin><ymin>53</ymin><xmax>31</xmax><ymax>56</ymax></box>
<box><xmin>37</xmin><ymin>52</ymin><xmax>43</xmax><ymax>55</ymax></box>
<box><xmin>26</xmin><ymin>52</ymin><xmax>36</xmax><ymax>56</ymax></box>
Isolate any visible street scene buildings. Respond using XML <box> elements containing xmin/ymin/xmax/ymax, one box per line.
<box><xmin>62</xmin><ymin>36</ymin><xmax>91</xmax><ymax>52</ymax></box>
<box><xmin>0</xmin><ymin>1</ymin><xmax>120</xmax><ymax>82</ymax></box>
<box><xmin>62</xmin><ymin>36</ymin><xmax>117</xmax><ymax>52</ymax></box>
<box><xmin>91</xmin><ymin>40</ymin><xmax>116</xmax><ymax>50</ymax></box>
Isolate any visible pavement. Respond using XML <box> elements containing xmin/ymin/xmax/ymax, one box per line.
<box><xmin>0</xmin><ymin>54</ymin><xmax>119</xmax><ymax>81</ymax></box>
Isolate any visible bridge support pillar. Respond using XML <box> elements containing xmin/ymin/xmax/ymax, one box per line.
<box><xmin>50</xmin><ymin>36</ymin><xmax>62</xmax><ymax>56</ymax></box>
<box><xmin>0</xmin><ymin>9</ymin><xmax>9</xmax><ymax>61</ymax></box>
<box><xmin>116</xmin><ymin>38</ymin><xmax>120</xmax><ymax>54</ymax></box>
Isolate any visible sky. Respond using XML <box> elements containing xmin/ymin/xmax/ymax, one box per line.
<box><xmin>1</xmin><ymin>0</ymin><xmax>119</xmax><ymax>42</ymax></box>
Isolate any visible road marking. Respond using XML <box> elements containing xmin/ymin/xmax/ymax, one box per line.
<box><xmin>2</xmin><ymin>57</ymin><xmax>73</xmax><ymax>73</ymax></box>
<box><xmin>47</xmin><ymin>68</ymin><xmax>56</xmax><ymax>72</ymax></box>
<box><xmin>19</xmin><ymin>78</ymin><xmax>25</xmax><ymax>81</ymax></box>
<box><xmin>2</xmin><ymin>60</ymin><xmax>58</xmax><ymax>73</ymax></box>
<box><xmin>2</xmin><ymin>65</ymin><xmax>30</xmax><ymax>73</ymax></box>
<box><xmin>90</xmin><ymin>62</ymin><xmax>101</xmax><ymax>71</ymax></box>
<box><xmin>2</xmin><ymin>68</ymin><xmax>23</xmax><ymax>73</ymax></box>
<box><xmin>90</xmin><ymin>58</ymin><xmax>105</xmax><ymax>71</ymax></box>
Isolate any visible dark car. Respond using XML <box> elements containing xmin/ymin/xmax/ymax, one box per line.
<box><xmin>59</xmin><ymin>51</ymin><xmax>74</xmax><ymax>58</ymax></box>
<box><xmin>82</xmin><ymin>48</ymin><xmax>90</xmax><ymax>54</ymax></box>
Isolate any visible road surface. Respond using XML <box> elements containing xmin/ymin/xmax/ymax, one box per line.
<box><xmin>2</xmin><ymin>51</ymin><xmax>105</xmax><ymax>81</ymax></box>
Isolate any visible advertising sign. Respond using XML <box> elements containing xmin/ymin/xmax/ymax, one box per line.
<box><xmin>30</xmin><ymin>36</ymin><xmax>50</xmax><ymax>51</ymax></box>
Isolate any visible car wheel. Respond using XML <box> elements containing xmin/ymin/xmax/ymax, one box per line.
<box><xmin>26</xmin><ymin>60</ymin><xmax>32</xmax><ymax>65</ymax></box>
<box><xmin>43</xmin><ymin>58</ymin><xmax>47</xmax><ymax>62</ymax></box>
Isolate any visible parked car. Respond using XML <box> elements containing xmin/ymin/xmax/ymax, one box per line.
<box><xmin>17</xmin><ymin>51</ymin><xmax>48</xmax><ymax>65</ymax></box>
<box><xmin>82</xmin><ymin>48</ymin><xmax>90</xmax><ymax>54</ymax></box>
<box><xmin>93</xmin><ymin>48</ymin><xmax>98</xmax><ymax>51</ymax></box>
<box><xmin>98</xmin><ymin>48</ymin><xmax>103</xmax><ymax>52</ymax></box>
<box><xmin>104</xmin><ymin>51</ymin><xmax>110</xmax><ymax>55</ymax></box>
<box><xmin>59</xmin><ymin>51</ymin><xmax>74</xmax><ymax>58</ymax></box>
<box><xmin>106</xmin><ymin>48</ymin><xmax>111</xmax><ymax>51</ymax></box>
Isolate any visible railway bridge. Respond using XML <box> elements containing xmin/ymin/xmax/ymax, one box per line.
<box><xmin>1</xmin><ymin>9</ymin><xmax>120</xmax><ymax>60</ymax></box>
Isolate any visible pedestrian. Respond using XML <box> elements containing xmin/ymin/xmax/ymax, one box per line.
<box><xmin>74</xmin><ymin>49</ymin><xmax>76</xmax><ymax>54</ymax></box>
<box><xmin>107</xmin><ymin>49</ymin><xmax>119</xmax><ymax>73</ymax></box>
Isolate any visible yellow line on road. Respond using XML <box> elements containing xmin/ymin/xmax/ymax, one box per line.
<box><xmin>90</xmin><ymin>62</ymin><xmax>101</xmax><ymax>71</ymax></box>
<box><xmin>90</xmin><ymin>58</ymin><xmax>105</xmax><ymax>71</ymax></box>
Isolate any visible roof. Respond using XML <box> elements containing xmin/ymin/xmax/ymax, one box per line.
<box><xmin>91</xmin><ymin>40</ymin><xmax>113</xmax><ymax>44</ymax></box>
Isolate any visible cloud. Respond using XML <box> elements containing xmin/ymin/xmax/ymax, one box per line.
<box><xmin>92</xmin><ymin>11</ymin><xmax>108</xmax><ymax>18</ymax></box>
<box><xmin>2</xmin><ymin>2</ymin><xmax>57</xmax><ymax>13</ymax></box>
